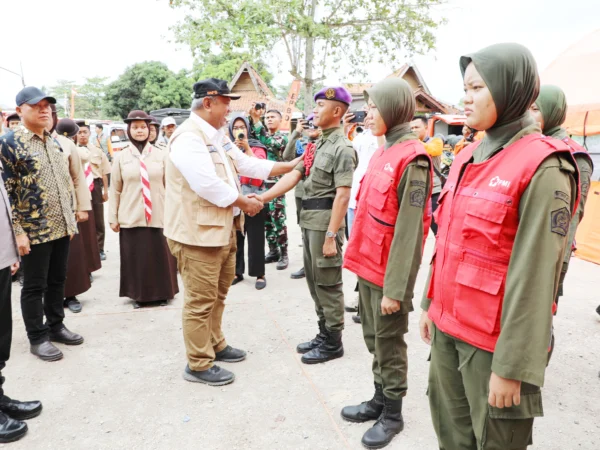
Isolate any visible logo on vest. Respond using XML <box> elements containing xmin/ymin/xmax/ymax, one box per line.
<box><xmin>489</xmin><ymin>176</ymin><xmax>511</xmax><ymax>188</ymax></box>
<box><xmin>383</xmin><ymin>163</ymin><xmax>394</xmax><ymax>173</ymax></box>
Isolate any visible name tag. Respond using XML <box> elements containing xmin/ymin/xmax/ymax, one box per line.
<box><xmin>207</xmin><ymin>145</ymin><xmax>218</xmax><ymax>153</ymax></box>
<box><xmin>223</xmin><ymin>142</ymin><xmax>233</xmax><ymax>151</ymax></box>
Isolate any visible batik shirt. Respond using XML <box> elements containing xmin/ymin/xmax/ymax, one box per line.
<box><xmin>0</xmin><ymin>125</ymin><xmax>76</xmax><ymax>244</ymax></box>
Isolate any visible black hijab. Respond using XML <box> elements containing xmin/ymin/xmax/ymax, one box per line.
<box><xmin>228</xmin><ymin>114</ymin><xmax>266</xmax><ymax>150</ymax></box>
<box><xmin>127</xmin><ymin>121</ymin><xmax>150</xmax><ymax>153</ymax></box>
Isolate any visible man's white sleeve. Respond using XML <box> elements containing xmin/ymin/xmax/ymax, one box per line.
<box><xmin>229</xmin><ymin>146</ymin><xmax>275</xmax><ymax>180</ymax></box>
<box><xmin>169</xmin><ymin>133</ymin><xmax>238</xmax><ymax>207</ymax></box>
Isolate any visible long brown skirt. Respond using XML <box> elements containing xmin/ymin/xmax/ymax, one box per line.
<box><xmin>119</xmin><ymin>227</ymin><xmax>179</xmax><ymax>303</ymax></box>
<box><xmin>64</xmin><ymin>230</ymin><xmax>92</xmax><ymax>298</ymax></box>
<box><xmin>80</xmin><ymin>211</ymin><xmax>102</xmax><ymax>273</ymax></box>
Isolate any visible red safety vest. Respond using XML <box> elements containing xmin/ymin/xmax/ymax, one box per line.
<box><xmin>344</xmin><ymin>140</ymin><xmax>433</xmax><ymax>287</ymax></box>
<box><xmin>427</xmin><ymin>134</ymin><xmax>578</xmax><ymax>352</ymax></box>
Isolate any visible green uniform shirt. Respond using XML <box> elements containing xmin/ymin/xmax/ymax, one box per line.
<box><xmin>422</xmin><ymin>128</ymin><xmax>578</xmax><ymax>387</ymax></box>
<box><xmin>283</xmin><ymin>130</ymin><xmax>304</xmax><ymax>198</ymax></box>
<box><xmin>295</xmin><ymin>127</ymin><xmax>356</xmax><ymax>231</ymax></box>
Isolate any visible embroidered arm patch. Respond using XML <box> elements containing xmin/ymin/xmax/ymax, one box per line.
<box><xmin>410</xmin><ymin>188</ymin><xmax>425</xmax><ymax>208</ymax></box>
<box><xmin>550</xmin><ymin>207</ymin><xmax>570</xmax><ymax>236</ymax></box>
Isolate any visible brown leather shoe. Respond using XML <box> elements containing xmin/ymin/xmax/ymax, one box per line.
<box><xmin>49</xmin><ymin>327</ymin><xmax>84</xmax><ymax>346</ymax></box>
<box><xmin>30</xmin><ymin>341</ymin><xmax>63</xmax><ymax>362</ymax></box>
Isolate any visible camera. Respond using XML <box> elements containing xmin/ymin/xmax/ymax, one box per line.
<box><xmin>237</xmin><ymin>132</ymin><xmax>245</xmax><ymax>140</ymax></box>
<box><xmin>349</xmin><ymin>110</ymin><xmax>367</xmax><ymax>124</ymax></box>
<box><xmin>255</xmin><ymin>103</ymin><xmax>266</xmax><ymax>111</ymax></box>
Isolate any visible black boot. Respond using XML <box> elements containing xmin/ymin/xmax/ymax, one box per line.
<box><xmin>290</xmin><ymin>267</ymin><xmax>305</xmax><ymax>279</ymax></box>
<box><xmin>361</xmin><ymin>396</ymin><xmax>404</xmax><ymax>449</ymax></box>
<box><xmin>341</xmin><ymin>383</ymin><xmax>384</xmax><ymax>423</ymax></box>
<box><xmin>265</xmin><ymin>244</ymin><xmax>280</xmax><ymax>264</ymax></box>
<box><xmin>276</xmin><ymin>248</ymin><xmax>289</xmax><ymax>270</ymax></box>
<box><xmin>296</xmin><ymin>320</ymin><xmax>326</xmax><ymax>354</ymax></box>
<box><xmin>301</xmin><ymin>329</ymin><xmax>344</xmax><ymax>364</ymax></box>
<box><xmin>0</xmin><ymin>411</ymin><xmax>27</xmax><ymax>444</ymax></box>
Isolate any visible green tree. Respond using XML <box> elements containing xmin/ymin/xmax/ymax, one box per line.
<box><xmin>103</xmin><ymin>61</ymin><xmax>193</xmax><ymax>119</ymax></box>
<box><xmin>192</xmin><ymin>52</ymin><xmax>275</xmax><ymax>90</ymax></box>
<box><xmin>48</xmin><ymin>77</ymin><xmax>110</xmax><ymax>119</ymax></box>
<box><xmin>170</xmin><ymin>0</ymin><xmax>443</xmax><ymax>114</ymax></box>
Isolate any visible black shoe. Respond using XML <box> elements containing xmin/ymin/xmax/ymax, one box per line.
<box><xmin>291</xmin><ymin>267</ymin><xmax>305</xmax><ymax>279</ymax></box>
<box><xmin>276</xmin><ymin>252</ymin><xmax>289</xmax><ymax>270</ymax></box>
<box><xmin>0</xmin><ymin>412</ymin><xmax>27</xmax><ymax>444</ymax></box>
<box><xmin>345</xmin><ymin>304</ymin><xmax>358</xmax><ymax>313</ymax></box>
<box><xmin>64</xmin><ymin>297</ymin><xmax>82</xmax><ymax>313</ymax></box>
<box><xmin>183</xmin><ymin>365</ymin><xmax>235</xmax><ymax>386</ymax></box>
<box><xmin>215</xmin><ymin>345</ymin><xmax>247</xmax><ymax>363</ymax></box>
<box><xmin>352</xmin><ymin>314</ymin><xmax>361</xmax><ymax>324</ymax></box>
<box><xmin>49</xmin><ymin>327</ymin><xmax>84</xmax><ymax>346</ymax></box>
<box><xmin>255</xmin><ymin>277</ymin><xmax>267</xmax><ymax>290</ymax></box>
<box><xmin>341</xmin><ymin>383</ymin><xmax>384</xmax><ymax>423</ymax></box>
<box><xmin>0</xmin><ymin>396</ymin><xmax>42</xmax><ymax>421</ymax></box>
<box><xmin>296</xmin><ymin>320</ymin><xmax>327</xmax><ymax>354</ymax></box>
<box><xmin>361</xmin><ymin>396</ymin><xmax>404</xmax><ymax>449</ymax></box>
<box><xmin>231</xmin><ymin>275</ymin><xmax>244</xmax><ymax>286</ymax></box>
<box><xmin>301</xmin><ymin>329</ymin><xmax>344</xmax><ymax>364</ymax></box>
<box><xmin>99</xmin><ymin>251</ymin><xmax>106</xmax><ymax>261</ymax></box>
<box><xmin>596</xmin><ymin>304</ymin><xmax>600</xmax><ymax>316</ymax></box>
<box><xmin>30</xmin><ymin>340</ymin><xmax>63</xmax><ymax>362</ymax></box>
<box><xmin>265</xmin><ymin>246</ymin><xmax>280</xmax><ymax>264</ymax></box>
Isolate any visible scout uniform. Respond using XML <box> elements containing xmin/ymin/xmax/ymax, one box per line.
<box><xmin>77</xmin><ymin>125</ymin><xmax>111</xmax><ymax>257</ymax></box>
<box><xmin>422</xmin><ymin>44</ymin><xmax>580</xmax><ymax>450</ymax></box>
<box><xmin>341</xmin><ymin>79</ymin><xmax>433</xmax><ymax>449</ymax></box>
<box><xmin>294</xmin><ymin>86</ymin><xmax>357</xmax><ymax>365</ymax></box>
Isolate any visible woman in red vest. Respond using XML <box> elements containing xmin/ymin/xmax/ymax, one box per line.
<box><xmin>342</xmin><ymin>78</ymin><xmax>433</xmax><ymax>449</ymax></box>
<box><xmin>530</xmin><ymin>85</ymin><xmax>594</xmax><ymax>313</ymax></box>
<box><xmin>419</xmin><ymin>43</ymin><xmax>579</xmax><ymax>449</ymax></box>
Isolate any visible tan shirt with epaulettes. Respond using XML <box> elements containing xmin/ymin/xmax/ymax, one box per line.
<box><xmin>55</xmin><ymin>134</ymin><xmax>92</xmax><ymax>212</ymax></box>
<box><xmin>85</xmin><ymin>142</ymin><xmax>111</xmax><ymax>179</ymax></box>
<box><xmin>164</xmin><ymin>118</ymin><xmax>243</xmax><ymax>247</ymax></box>
<box><xmin>109</xmin><ymin>143</ymin><xmax>168</xmax><ymax>228</ymax></box>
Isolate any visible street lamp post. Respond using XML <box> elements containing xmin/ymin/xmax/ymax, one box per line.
<box><xmin>0</xmin><ymin>63</ymin><xmax>25</xmax><ymax>87</ymax></box>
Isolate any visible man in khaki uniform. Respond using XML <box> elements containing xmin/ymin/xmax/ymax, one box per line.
<box><xmin>165</xmin><ymin>78</ymin><xmax>302</xmax><ymax>386</ymax></box>
<box><xmin>258</xmin><ymin>86</ymin><xmax>357</xmax><ymax>365</ymax></box>
<box><xmin>76</xmin><ymin>121</ymin><xmax>110</xmax><ymax>261</ymax></box>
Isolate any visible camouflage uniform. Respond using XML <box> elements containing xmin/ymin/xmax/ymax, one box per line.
<box><xmin>252</xmin><ymin>121</ymin><xmax>289</xmax><ymax>256</ymax></box>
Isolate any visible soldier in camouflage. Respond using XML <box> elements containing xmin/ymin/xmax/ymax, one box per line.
<box><xmin>249</xmin><ymin>105</ymin><xmax>290</xmax><ymax>270</ymax></box>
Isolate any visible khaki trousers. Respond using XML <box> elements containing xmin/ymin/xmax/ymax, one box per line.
<box><xmin>428</xmin><ymin>324</ymin><xmax>542</xmax><ymax>450</ymax></box>
<box><xmin>167</xmin><ymin>232</ymin><xmax>236</xmax><ymax>371</ymax></box>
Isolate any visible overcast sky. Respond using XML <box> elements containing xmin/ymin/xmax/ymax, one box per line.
<box><xmin>0</xmin><ymin>0</ymin><xmax>598</xmax><ymax>110</ymax></box>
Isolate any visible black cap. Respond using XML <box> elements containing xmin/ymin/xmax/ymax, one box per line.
<box><xmin>56</xmin><ymin>119</ymin><xmax>80</xmax><ymax>138</ymax></box>
<box><xmin>16</xmin><ymin>86</ymin><xmax>56</xmax><ymax>107</ymax></box>
<box><xmin>6</xmin><ymin>113</ymin><xmax>20</xmax><ymax>123</ymax></box>
<box><xmin>193</xmin><ymin>78</ymin><xmax>240</xmax><ymax>100</ymax></box>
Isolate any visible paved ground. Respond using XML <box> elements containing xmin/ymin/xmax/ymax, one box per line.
<box><xmin>3</xmin><ymin>192</ymin><xmax>600</xmax><ymax>449</ymax></box>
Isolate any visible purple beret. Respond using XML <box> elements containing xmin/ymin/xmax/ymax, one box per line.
<box><xmin>314</xmin><ymin>86</ymin><xmax>352</xmax><ymax>106</ymax></box>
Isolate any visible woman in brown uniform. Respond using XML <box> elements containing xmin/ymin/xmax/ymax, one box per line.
<box><xmin>109</xmin><ymin>110</ymin><xmax>178</xmax><ymax>308</ymax></box>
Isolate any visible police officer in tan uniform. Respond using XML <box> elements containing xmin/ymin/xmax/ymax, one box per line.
<box><xmin>257</xmin><ymin>86</ymin><xmax>357</xmax><ymax>365</ymax></box>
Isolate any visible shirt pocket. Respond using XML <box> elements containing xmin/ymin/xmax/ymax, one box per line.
<box><xmin>366</xmin><ymin>171</ymin><xmax>393</xmax><ymax>212</ymax></box>
<box><xmin>453</xmin><ymin>260</ymin><xmax>504</xmax><ymax>335</ymax></box>
<box><xmin>197</xmin><ymin>205</ymin><xmax>228</xmax><ymax>227</ymax></box>
<box><xmin>461</xmin><ymin>199</ymin><xmax>508</xmax><ymax>248</ymax></box>
<box><xmin>311</xmin><ymin>154</ymin><xmax>334</xmax><ymax>187</ymax></box>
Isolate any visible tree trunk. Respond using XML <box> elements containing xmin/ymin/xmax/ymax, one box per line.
<box><xmin>303</xmin><ymin>0</ymin><xmax>318</xmax><ymax>115</ymax></box>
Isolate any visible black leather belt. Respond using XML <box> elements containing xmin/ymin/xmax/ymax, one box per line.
<box><xmin>302</xmin><ymin>198</ymin><xmax>334</xmax><ymax>210</ymax></box>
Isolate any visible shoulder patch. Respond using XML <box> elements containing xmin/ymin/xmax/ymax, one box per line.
<box><xmin>550</xmin><ymin>207</ymin><xmax>570</xmax><ymax>236</ymax></box>
<box><xmin>410</xmin><ymin>188</ymin><xmax>426</xmax><ymax>208</ymax></box>
<box><xmin>410</xmin><ymin>180</ymin><xmax>426</xmax><ymax>188</ymax></box>
<box><xmin>581</xmin><ymin>182</ymin><xmax>590</xmax><ymax>197</ymax></box>
<box><xmin>554</xmin><ymin>190</ymin><xmax>570</xmax><ymax>205</ymax></box>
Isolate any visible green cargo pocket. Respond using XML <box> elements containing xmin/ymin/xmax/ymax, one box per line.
<box><xmin>316</xmin><ymin>254</ymin><xmax>343</xmax><ymax>286</ymax></box>
<box><xmin>483</xmin><ymin>383</ymin><xmax>543</xmax><ymax>450</ymax></box>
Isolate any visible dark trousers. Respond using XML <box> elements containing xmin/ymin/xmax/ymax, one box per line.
<box><xmin>0</xmin><ymin>267</ymin><xmax>12</xmax><ymax>397</ymax></box>
<box><xmin>20</xmin><ymin>236</ymin><xmax>70</xmax><ymax>344</ymax></box>
<box><xmin>235</xmin><ymin>209</ymin><xmax>266</xmax><ymax>278</ymax></box>
<box><xmin>92</xmin><ymin>178</ymin><xmax>105</xmax><ymax>252</ymax></box>
<box><xmin>430</xmin><ymin>192</ymin><xmax>440</xmax><ymax>236</ymax></box>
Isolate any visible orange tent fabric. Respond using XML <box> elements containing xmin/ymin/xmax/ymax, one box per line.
<box><xmin>574</xmin><ymin>181</ymin><xmax>600</xmax><ymax>265</ymax></box>
<box><xmin>541</xmin><ymin>29</ymin><xmax>600</xmax><ymax>136</ymax></box>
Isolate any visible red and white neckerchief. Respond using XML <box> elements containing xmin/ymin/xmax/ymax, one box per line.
<box><xmin>83</xmin><ymin>163</ymin><xmax>94</xmax><ymax>191</ymax></box>
<box><xmin>134</xmin><ymin>145</ymin><xmax>153</xmax><ymax>224</ymax></box>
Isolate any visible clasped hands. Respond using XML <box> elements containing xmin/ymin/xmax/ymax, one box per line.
<box><xmin>242</xmin><ymin>194</ymin><xmax>264</xmax><ymax>217</ymax></box>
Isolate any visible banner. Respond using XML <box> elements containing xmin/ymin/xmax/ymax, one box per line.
<box><xmin>280</xmin><ymin>80</ymin><xmax>302</xmax><ymax>131</ymax></box>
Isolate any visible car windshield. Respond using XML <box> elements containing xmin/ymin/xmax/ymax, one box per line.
<box><xmin>111</xmin><ymin>128</ymin><xmax>128</xmax><ymax>142</ymax></box>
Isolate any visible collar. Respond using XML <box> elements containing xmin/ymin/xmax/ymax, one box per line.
<box><xmin>190</xmin><ymin>111</ymin><xmax>222</xmax><ymax>143</ymax></box>
<box><xmin>18</xmin><ymin>124</ymin><xmax>49</xmax><ymax>143</ymax></box>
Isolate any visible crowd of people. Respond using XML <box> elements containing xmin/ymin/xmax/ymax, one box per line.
<box><xmin>0</xmin><ymin>41</ymin><xmax>596</xmax><ymax>449</ymax></box>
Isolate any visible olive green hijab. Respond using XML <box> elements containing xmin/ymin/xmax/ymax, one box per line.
<box><xmin>460</xmin><ymin>43</ymin><xmax>541</xmax><ymax>158</ymax></box>
<box><xmin>535</xmin><ymin>85</ymin><xmax>568</xmax><ymax>138</ymax></box>
<box><xmin>364</xmin><ymin>78</ymin><xmax>416</xmax><ymax>149</ymax></box>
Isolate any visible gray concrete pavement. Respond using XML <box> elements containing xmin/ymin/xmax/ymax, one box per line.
<box><xmin>3</xmin><ymin>192</ymin><xmax>600</xmax><ymax>449</ymax></box>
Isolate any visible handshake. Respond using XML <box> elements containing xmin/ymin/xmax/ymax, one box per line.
<box><xmin>237</xmin><ymin>193</ymin><xmax>266</xmax><ymax>217</ymax></box>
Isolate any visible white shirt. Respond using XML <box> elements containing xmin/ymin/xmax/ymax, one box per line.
<box><xmin>170</xmin><ymin>113</ymin><xmax>275</xmax><ymax>216</ymax></box>
<box><xmin>349</xmin><ymin>129</ymin><xmax>380</xmax><ymax>209</ymax></box>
